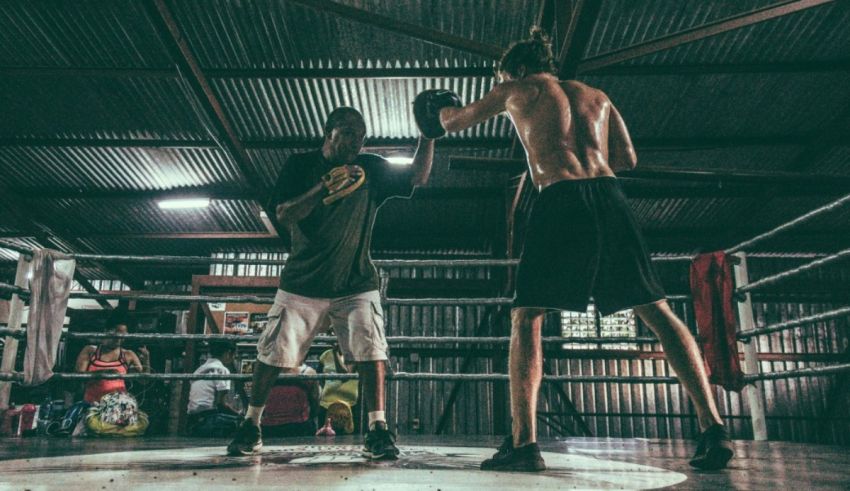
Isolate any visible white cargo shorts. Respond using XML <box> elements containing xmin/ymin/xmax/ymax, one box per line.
<box><xmin>256</xmin><ymin>289</ymin><xmax>388</xmax><ymax>368</ymax></box>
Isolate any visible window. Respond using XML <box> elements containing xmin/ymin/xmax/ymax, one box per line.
<box><xmin>561</xmin><ymin>305</ymin><xmax>637</xmax><ymax>350</ymax></box>
<box><xmin>210</xmin><ymin>252</ymin><xmax>288</xmax><ymax>277</ymax></box>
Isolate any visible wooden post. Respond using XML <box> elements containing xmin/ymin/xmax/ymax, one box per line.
<box><xmin>0</xmin><ymin>255</ymin><xmax>32</xmax><ymax>409</ymax></box>
<box><xmin>732</xmin><ymin>252</ymin><xmax>768</xmax><ymax>441</ymax></box>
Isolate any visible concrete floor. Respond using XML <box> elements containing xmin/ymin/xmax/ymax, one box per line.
<box><xmin>0</xmin><ymin>435</ymin><xmax>848</xmax><ymax>490</ymax></box>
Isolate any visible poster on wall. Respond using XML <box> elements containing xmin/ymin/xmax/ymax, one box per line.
<box><xmin>241</xmin><ymin>359</ymin><xmax>256</xmax><ymax>398</ymax></box>
<box><xmin>240</xmin><ymin>359</ymin><xmax>256</xmax><ymax>375</ymax></box>
<box><xmin>224</xmin><ymin>311</ymin><xmax>250</xmax><ymax>334</ymax></box>
<box><xmin>250</xmin><ymin>313</ymin><xmax>269</xmax><ymax>334</ymax></box>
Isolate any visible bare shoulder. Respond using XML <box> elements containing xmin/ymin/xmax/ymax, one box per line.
<box><xmin>493</xmin><ymin>79</ymin><xmax>525</xmax><ymax>98</ymax></box>
<box><xmin>79</xmin><ymin>345</ymin><xmax>96</xmax><ymax>356</ymax></box>
<box><xmin>560</xmin><ymin>80</ymin><xmax>609</xmax><ymax>102</ymax></box>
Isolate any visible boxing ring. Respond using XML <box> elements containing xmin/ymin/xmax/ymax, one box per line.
<box><xmin>1</xmin><ymin>192</ymin><xmax>850</xmax><ymax>489</ymax></box>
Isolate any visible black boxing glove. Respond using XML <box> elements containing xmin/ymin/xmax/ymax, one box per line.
<box><xmin>413</xmin><ymin>89</ymin><xmax>462</xmax><ymax>139</ymax></box>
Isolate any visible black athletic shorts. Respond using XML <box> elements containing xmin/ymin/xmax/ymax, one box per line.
<box><xmin>513</xmin><ymin>177</ymin><xmax>665</xmax><ymax>316</ymax></box>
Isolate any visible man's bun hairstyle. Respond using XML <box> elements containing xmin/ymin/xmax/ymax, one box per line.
<box><xmin>497</xmin><ymin>26</ymin><xmax>557</xmax><ymax>79</ymax></box>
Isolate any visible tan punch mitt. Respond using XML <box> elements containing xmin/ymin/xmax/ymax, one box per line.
<box><xmin>322</xmin><ymin>165</ymin><xmax>365</xmax><ymax>205</ymax></box>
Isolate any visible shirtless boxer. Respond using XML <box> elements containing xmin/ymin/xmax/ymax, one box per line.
<box><xmin>413</xmin><ymin>28</ymin><xmax>732</xmax><ymax>472</ymax></box>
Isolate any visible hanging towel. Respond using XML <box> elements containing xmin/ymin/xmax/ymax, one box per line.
<box><xmin>23</xmin><ymin>249</ymin><xmax>76</xmax><ymax>385</ymax></box>
<box><xmin>689</xmin><ymin>251</ymin><xmax>745</xmax><ymax>391</ymax></box>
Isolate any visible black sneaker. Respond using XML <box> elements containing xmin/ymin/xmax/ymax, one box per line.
<box><xmin>362</xmin><ymin>422</ymin><xmax>400</xmax><ymax>460</ymax></box>
<box><xmin>689</xmin><ymin>424</ymin><xmax>733</xmax><ymax>470</ymax></box>
<box><xmin>226</xmin><ymin>419</ymin><xmax>263</xmax><ymax>456</ymax></box>
<box><xmin>481</xmin><ymin>436</ymin><xmax>546</xmax><ymax>472</ymax></box>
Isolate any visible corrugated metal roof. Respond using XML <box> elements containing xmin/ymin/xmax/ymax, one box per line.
<box><xmin>30</xmin><ymin>199</ymin><xmax>265</xmax><ymax>235</ymax></box>
<box><xmin>630</xmin><ymin>197</ymin><xmax>750</xmax><ymax>228</ymax></box>
<box><xmin>817</xmin><ymin>147</ymin><xmax>850</xmax><ymax>176</ymax></box>
<box><xmin>743</xmin><ymin>195</ymin><xmax>850</xmax><ymax>231</ymax></box>
<box><xmin>0</xmin><ymin>0</ymin><xmax>846</xmax><ymax>263</ymax></box>
<box><xmin>0</xmin><ymin>0</ymin><xmax>170</xmax><ymax>68</ymax></box>
<box><xmin>586</xmin><ymin>0</ymin><xmax>840</xmax><ymax>59</ymax></box>
<box><xmin>0</xmin><ymin>75</ymin><xmax>207</xmax><ymax>140</ymax></box>
<box><xmin>213</xmin><ymin>76</ymin><xmax>513</xmax><ymax>139</ymax></box>
<box><xmin>0</xmin><ymin>201</ymin><xmax>24</xmax><ymax>234</ymax></box>
<box><xmin>586</xmin><ymin>72</ymin><xmax>850</xmax><ymax>138</ymax></box>
<box><xmin>170</xmin><ymin>0</ymin><xmax>540</xmax><ymax>68</ymax></box>
<box><xmin>0</xmin><ymin>146</ymin><xmax>243</xmax><ymax>190</ymax></box>
<box><xmin>246</xmin><ymin>148</ymin><xmax>311</xmax><ymax>184</ymax></box>
<box><xmin>616</xmin><ymin>1</ymin><xmax>850</xmax><ymax>65</ymax></box>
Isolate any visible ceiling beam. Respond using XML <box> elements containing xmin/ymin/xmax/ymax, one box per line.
<box><xmin>4</xmin><ymin>186</ymin><xmax>504</xmax><ymax>205</ymax></box>
<box><xmin>0</xmin><ymin>66</ymin><xmax>496</xmax><ymax>79</ymax></box>
<box><xmin>144</xmin><ymin>0</ymin><xmax>264</xmax><ymax>194</ymax></box>
<box><xmin>5</xmin><ymin>60</ymin><xmax>848</xmax><ymax>80</ymax></box>
<box><xmin>288</xmin><ymin>0</ymin><xmax>503</xmax><ymax>59</ymax></box>
<box><xmin>243</xmin><ymin>137</ymin><xmax>515</xmax><ymax>150</ymax></box>
<box><xmin>578</xmin><ymin>0</ymin><xmax>836</xmax><ymax>73</ymax></box>
<box><xmin>587</xmin><ymin>59</ymin><xmax>850</xmax><ymax>76</ymax></box>
<box><xmin>72</xmin><ymin>271</ymin><xmax>113</xmax><ymax>310</ymax></box>
<box><xmin>13</xmin><ymin>185</ymin><xmax>248</xmax><ymax>201</ymax></box>
<box><xmin>557</xmin><ymin>0</ymin><xmax>604</xmax><ymax>79</ymax></box>
<box><xmin>0</xmin><ymin>137</ymin><xmax>215</xmax><ymax>149</ymax></box>
<box><xmin>0</xmin><ymin>136</ymin><xmax>515</xmax><ymax>150</ymax></box>
<box><xmin>207</xmin><ymin>66</ymin><xmax>496</xmax><ymax>79</ymax></box>
<box><xmin>449</xmin><ymin>159</ymin><xmax>850</xmax><ymax>193</ymax></box>
<box><xmin>6</xmin><ymin>175</ymin><xmax>850</xmax><ymax>207</ymax></box>
<box><xmin>0</xmin><ymin>67</ymin><xmax>176</xmax><ymax>78</ymax></box>
<box><xmin>70</xmin><ymin>232</ymin><xmax>275</xmax><ymax>240</ymax></box>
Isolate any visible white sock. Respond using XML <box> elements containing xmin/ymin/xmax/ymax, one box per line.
<box><xmin>368</xmin><ymin>410</ymin><xmax>386</xmax><ymax>430</ymax></box>
<box><xmin>246</xmin><ymin>405</ymin><xmax>265</xmax><ymax>426</ymax></box>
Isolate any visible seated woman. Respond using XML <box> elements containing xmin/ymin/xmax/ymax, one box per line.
<box><xmin>261</xmin><ymin>362</ymin><xmax>320</xmax><ymax>437</ymax></box>
<box><xmin>72</xmin><ymin>313</ymin><xmax>150</xmax><ymax>437</ymax></box>
<box><xmin>187</xmin><ymin>341</ymin><xmax>241</xmax><ymax>437</ymax></box>
<box><xmin>318</xmin><ymin>344</ymin><xmax>359</xmax><ymax>434</ymax></box>
<box><xmin>76</xmin><ymin>315</ymin><xmax>149</xmax><ymax>403</ymax></box>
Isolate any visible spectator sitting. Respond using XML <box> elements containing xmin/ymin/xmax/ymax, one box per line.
<box><xmin>72</xmin><ymin>313</ymin><xmax>150</xmax><ymax>437</ymax></box>
<box><xmin>187</xmin><ymin>341</ymin><xmax>241</xmax><ymax>437</ymax></box>
<box><xmin>261</xmin><ymin>362</ymin><xmax>320</xmax><ymax>437</ymax></box>
<box><xmin>318</xmin><ymin>344</ymin><xmax>358</xmax><ymax>434</ymax></box>
<box><xmin>75</xmin><ymin>314</ymin><xmax>150</xmax><ymax>404</ymax></box>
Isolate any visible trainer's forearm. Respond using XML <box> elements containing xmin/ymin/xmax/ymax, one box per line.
<box><xmin>275</xmin><ymin>182</ymin><xmax>325</xmax><ymax>225</ymax></box>
<box><xmin>411</xmin><ymin>136</ymin><xmax>435</xmax><ymax>186</ymax></box>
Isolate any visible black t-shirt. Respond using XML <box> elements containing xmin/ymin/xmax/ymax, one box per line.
<box><xmin>268</xmin><ymin>150</ymin><xmax>414</xmax><ymax>297</ymax></box>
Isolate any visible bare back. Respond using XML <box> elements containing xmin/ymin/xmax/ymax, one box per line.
<box><xmin>505</xmin><ymin>74</ymin><xmax>634</xmax><ymax>190</ymax></box>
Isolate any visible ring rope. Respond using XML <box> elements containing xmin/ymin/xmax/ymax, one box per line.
<box><xmin>744</xmin><ymin>362</ymin><xmax>850</xmax><ymax>382</ymax></box>
<box><xmin>736</xmin><ymin>248</ymin><xmax>850</xmax><ymax>295</ymax></box>
<box><xmin>0</xmin><ymin>372</ymin><xmax>681</xmax><ymax>384</ymax></box>
<box><xmin>0</xmin><ymin>328</ymin><xmax>659</xmax><ymax>345</ymax></box>
<box><xmin>2</xmin><ymin>362</ymin><xmax>849</xmax><ymax>384</ymax></box>
<box><xmin>1</xmin><ymin>241</ymin><xmax>828</xmax><ymax>265</ymax></box>
<box><xmin>737</xmin><ymin>306</ymin><xmax>850</xmax><ymax>340</ymax></box>
<box><xmin>0</xmin><ymin>283</ymin><xmax>693</xmax><ymax>306</ymax></box>
<box><xmin>0</xmin><ymin>242</ymin><xmax>707</xmax><ymax>265</ymax></box>
<box><xmin>6</xmin><ymin>302</ymin><xmax>843</xmax><ymax>345</ymax></box>
<box><xmin>725</xmin><ymin>192</ymin><xmax>850</xmax><ymax>254</ymax></box>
